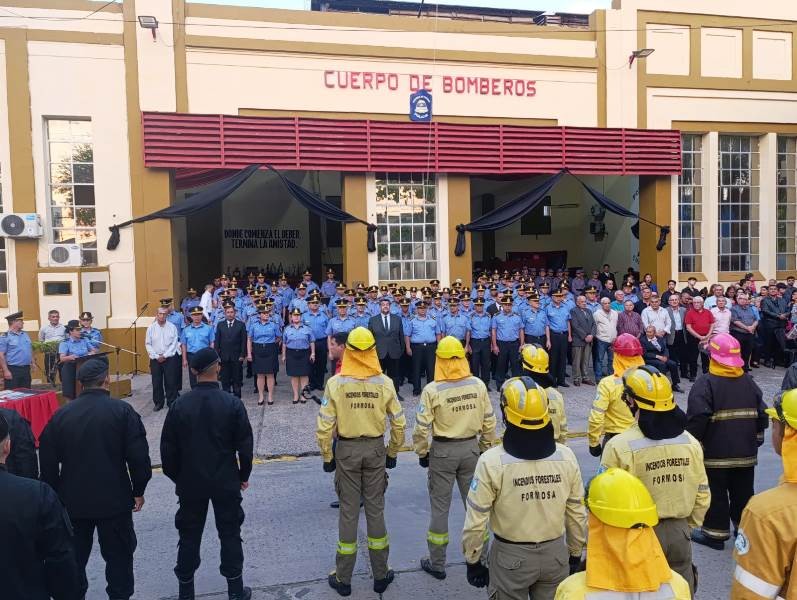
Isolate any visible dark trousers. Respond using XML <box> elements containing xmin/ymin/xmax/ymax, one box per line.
<box><xmin>731</xmin><ymin>330</ymin><xmax>755</xmax><ymax>371</ymax></box>
<box><xmin>646</xmin><ymin>358</ymin><xmax>680</xmax><ymax>385</ymax></box>
<box><xmin>684</xmin><ymin>336</ymin><xmax>708</xmax><ymax>378</ymax></box>
<box><xmin>73</xmin><ymin>512</ymin><xmax>136</xmax><ymax>599</ymax></box>
<box><xmin>220</xmin><ymin>360</ymin><xmax>243</xmax><ymax>397</ymax></box>
<box><xmin>379</xmin><ymin>355</ymin><xmax>401</xmax><ymax>394</ymax></box>
<box><xmin>494</xmin><ymin>340</ymin><xmax>520</xmax><ymax>388</ymax></box>
<box><xmin>410</xmin><ymin>342</ymin><xmax>436</xmax><ymax>394</ymax></box>
<box><xmin>150</xmin><ymin>355</ymin><xmax>180</xmax><ymax>408</ymax></box>
<box><xmin>310</xmin><ymin>340</ymin><xmax>328</xmax><ymax>390</ymax></box>
<box><xmin>469</xmin><ymin>338</ymin><xmax>491</xmax><ymax>386</ymax></box>
<box><xmin>186</xmin><ymin>352</ymin><xmax>198</xmax><ymax>389</ymax></box>
<box><xmin>44</xmin><ymin>351</ymin><xmax>59</xmax><ymax>384</ymax></box>
<box><xmin>399</xmin><ymin>352</ymin><xmax>412</xmax><ymax>385</ymax></box>
<box><xmin>4</xmin><ymin>364</ymin><xmax>31</xmax><ymax>390</ymax></box>
<box><xmin>763</xmin><ymin>324</ymin><xmax>786</xmax><ymax>365</ymax></box>
<box><xmin>174</xmin><ymin>494</ymin><xmax>245</xmax><ymax>582</ymax></box>
<box><xmin>702</xmin><ymin>466</ymin><xmax>755</xmax><ymax>541</ymax></box>
<box><xmin>669</xmin><ymin>332</ymin><xmax>688</xmax><ymax>377</ymax></box>
<box><xmin>594</xmin><ymin>339</ymin><xmax>614</xmax><ymax>381</ymax></box>
<box><xmin>549</xmin><ymin>331</ymin><xmax>568</xmax><ymax>385</ymax></box>
<box><xmin>525</xmin><ymin>334</ymin><xmax>546</xmax><ymax>348</ymax></box>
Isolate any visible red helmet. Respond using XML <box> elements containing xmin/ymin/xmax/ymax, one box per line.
<box><xmin>613</xmin><ymin>333</ymin><xmax>643</xmax><ymax>357</ymax></box>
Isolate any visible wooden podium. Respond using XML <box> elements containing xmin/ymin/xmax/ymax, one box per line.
<box><xmin>73</xmin><ymin>352</ymin><xmax>113</xmax><ymax>397</ymax></box>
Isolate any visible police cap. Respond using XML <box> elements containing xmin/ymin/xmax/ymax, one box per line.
<box><xmin>77</xmin><ymin>356</ymin><xmax>109</xmax><ymax>383</ymax></box>
<box><xmin>190</xmin><ymin>347</ymin><xmax>220</xmax><ymax>372</ymax></box>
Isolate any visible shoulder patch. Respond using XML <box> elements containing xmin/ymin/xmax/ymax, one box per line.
<box><xmin>321</xmin><ymin>397</ymin><xmax>329</xmax><ymax>407</ymax></box>
<box><xmin>417</xmin><ymin>404</ymin><xmax>424</xmax><ymax>413</ymax></box>
<box><xmin>735</xmin><ymin>529</ymin><xmax>750</xmax><ymax>555</ymax></box>
<box><xmin>470</xmin><ymin>478</ymin><xmax>478</xmax><ymax>492</ymax></box>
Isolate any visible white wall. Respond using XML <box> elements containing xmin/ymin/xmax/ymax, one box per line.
<box><xmin>0</xmin><ymin>39</ymin><xmax>20</xmax><ymax>322</ymax></box>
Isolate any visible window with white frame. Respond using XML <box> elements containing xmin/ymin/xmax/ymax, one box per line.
<box><xmin>678</xmin><ymin>134</ymin><xmax>703</xmax><ymax>273</ymax></box>
<box><xmin>777</xmin><ymin>136</ymin><xmax>797</xmax><ymax>271</ymax></box>
<box><xmin>46</xmin><ymin>119</ymin><xmax>97</xmax><ymax>266</ymax></box>
<box><xmin>0</xmin><ymin>165</ymin><xmax>6</xmax><ymax>293</ymax></box>
<box><xmin>718</xmin><ymin>135</ymin><xmax>759</xmax><ymax>272</ymax></box>
<box><xmin>375</xmin><ymin>173</ymin><xmax>438</xmax><ymax>281</ymax></box>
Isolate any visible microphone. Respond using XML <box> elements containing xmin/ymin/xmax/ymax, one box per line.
<box><xmin>141</xmin><ymin>302</ymin><xmax>149</xmax><ymax>310</ymax></box>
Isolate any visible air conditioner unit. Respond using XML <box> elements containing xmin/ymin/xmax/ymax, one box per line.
<box><xmin>0</xmin><ymin>213</ymin><xmax>43</xmax><ymax>238</ymax></box>
<box><xmin>48</xmin><ymin>244</ymin><xmax>82</xmax><ymax>267</ymax></box>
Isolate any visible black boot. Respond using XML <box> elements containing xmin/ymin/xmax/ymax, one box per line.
<box><xmin>178</xmin><ymin>578</ymin><xmax>195</xmax><ymax>600</ymax></box>
<box><xmin>373</xmin><ymin>569</ymin><xmax>395</xmax><ymax>593</ymax></box>
<box><xmin>227</xmin><ymin>575</ymin><xmax>252</xmax><ymax>600</ymax></box>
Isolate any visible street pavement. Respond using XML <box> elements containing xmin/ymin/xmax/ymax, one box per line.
<box><xmin>82</xmin><ymin>364</ymin><xmax>789</xmax><ymax>599</ymax></box>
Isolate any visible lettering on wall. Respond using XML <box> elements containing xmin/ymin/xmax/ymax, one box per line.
<box><xmin>224</xmin><ymin>228</ymin><xmax>302</xmax><ymax>249</ymax></box>
<box><xmin>323</xmin><ymin>70</ymin><xmax>537</xmax><ymax>98</ymax></box>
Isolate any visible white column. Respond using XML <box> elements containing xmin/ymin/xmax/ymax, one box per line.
<box><xmin>437</xmin><ymin>174</ymin><xmax>450</xmax><ymax>287</ymax></box>
<box><xmin>365</xmin><ymin>173</ymin><xmax>379</xmax><ymax>284</ymax></box>
<box><xmin>758</xmin><ymin>133</ymin><xmax>778</xmax><ymax>280</ymax></box>
<box><xmin>703</xmin><ymin>132</ymin><xmax>719</xmax><ymax>285</ymax></box>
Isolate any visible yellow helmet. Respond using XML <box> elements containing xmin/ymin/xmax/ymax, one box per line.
<box><xmin>500</xmin><ymin>376</ymin><xmax>550</xmax><ymax>430</ymax></box>
<box><xmin>622</xmin><ymin>366</ymin><xmax>674</xmax><ymax>412</ymax></box>
<box><xmin>521</xmin><ymin>344</ymin><xmax>549</xmax><ymax>374</ymax></box>
<box><xmin>587</xmin><ymin>468</ymin><xmax>658</xmax><ymax>529</ymax></box>
<box><xmin>766</xmin><ymin>388</ymin><xmax>797</xmax><ymax>429</ymax></box>
<box><xmin>346</xmin><ymin>327</ymin><xmax>376</xmax><ymax>351</ymax></box>
<box><xmin>437</xmin><ymin>336</ymin><xmax>466</xmax><ymax>359</ymax></box>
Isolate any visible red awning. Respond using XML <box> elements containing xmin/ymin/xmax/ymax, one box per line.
<box><xmin>144</xmin><ymin>112</ymin><xmax>681</xmax><ymax>176</ymax></box>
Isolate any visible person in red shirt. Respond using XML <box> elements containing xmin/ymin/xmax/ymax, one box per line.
<box><xmin>685</xmin><ymin>295</ymin><xmax>715</xmax><ymax>381</ymax></box>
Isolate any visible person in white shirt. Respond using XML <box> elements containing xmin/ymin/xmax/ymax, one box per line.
<box><xmin>703</xmin><ymin>284</ymin><xmax>725</xmax><ymax>310</ymax></box>
<box><xmin>38</xmin><ymin>309</ymin><xmax>66</xmax><ymax>385</ymax></box>
<box><xmin>640</xmin><ymin>295</ymin><xmax>672</xmax><ymax>338</ymax></box>
<box><xmin>199</xmin><ymin>284</ymin><xmax>214</xmax><ymax>320</ymax></box>
<box><xmin>145</xmin><ymin>307</ymin><xmax>181</xmax><ymax>411</ymax></box>
<box><xmin>710</xmin><ymin>295</ymin><xmax>732</xmax><ymax>335</ymax></box>
<box><xmin>592</xmin><ymin>297</ymin><xmax>619</xmax><ymax>380</ymax></box>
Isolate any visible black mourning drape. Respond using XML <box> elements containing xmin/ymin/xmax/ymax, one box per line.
<box><xmin>107</xmin><ymin>164</ymin><xmax>377</xmax><ymax>252</ymax></box>
<box><xmin>454</xmin><ymin>169</ymin><xmax>670</xmax><ymax>256</ymax></box>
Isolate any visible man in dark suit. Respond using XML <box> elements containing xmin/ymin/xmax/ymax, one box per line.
<box><xmin>369</xmin><ymin>298</ymin><xmax>404</xmax><ymax>400</ymax></box>
<box><xmin>214</xmin><ymin>303</ymin><xmax>248</xmax><ymax>398</ymax></box>
<box><xmin>641</xmin><ymin>325</ymin><xmax>683</xmax><ymax>392</ymax></box>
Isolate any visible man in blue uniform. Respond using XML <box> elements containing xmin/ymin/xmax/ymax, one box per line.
<box><xmin>181</xmin><ymin>288</ymin><xmax>201</xmax><ymax>319</ymax></box>
<box><xmin>304</xmin><ymin>296</ymin><xmax>330</xmax><ymax>391</ymax></box>
<box><xmin>0</xmin><ymin>311</ymin><xmax>33</xmax><ymax>389</ymax></box>
<box><xmin>585</xmin><ymin>285</ymin><xmax>600</xmax><ymax>312</ymax></box>
<box><xmin>352</xmin><ymin>297</ymin><xmax>371</xmax><ymax>328</ymax></box>
<box><xmin>301</xmin><ymin>269</ymin><xmax>319</xmax><ymax>295</ymax></box>
<box><xmin>254</xmin><ymin>272</ymin><xmax>268</xmax><ymax>292</ymax></box>
<box><xmin>460</xmin><ymin>293</ymin><xmax>474</xmax><ymax>317</ymax></box>
<box><xmin>290</xmin><ymin>283</ymin><xmax>310</xmax><ymax>315</ymax></box>
<box><xmin>546</xmin><ymin>288</ymin><xmax>572</xmax><ymax>388</ymax></box>
<box><xmin>327</xmin><ymin>282</ymin><xmax>346</xmax><ymax>315</ymax></box>
<box><xmin>365</xmin><ymin>286</ymin><xmax>381</xmax><ymax>317</ymax></box>
<box><xmin>320</xmin><ymin>269</ymin><xmax>338</xmax><ymax>298</ymax></box>
<box><xmin>79</xmin><ymin>311</ymin><xmax>103</xmax><ymax>351</ymax></box>
<box><xmin>277</xmin><ymin>274</ymin><xmax>294</xmax><ymax>307</ymax></box>
<box><xmin>468</xmin><ymin>298</ymin><xmax>492</xmax><ymax>388</ymax></box>
<box><xmin>522</xmin><ymin>291</ymin><xmax>549</xmax><ymax>347</ymax></box>
<box><xmin>438</xmin><ymin>296</ymin><xmax>470</xmax><ymax>348</ymax></box>
<box><xmin>397</xmin><ymin>297</ymin><xmax>414</xmax><ymax>386</ymax></box>
<box><xmin>406</xmin><ymin>302</ymin><xmax>438</xmax><ymax>396</ymax></box>
<box><xmin>491</xmin><ymin>297</ymin><xmax>524</xmax><ymax>388</ymax></box>
<box><xmin>538</xmin><ymin>281</ymin><xmax>552</xmax><ymax>309</ymax></box>
<box><xmin>429</xmin><ymin>292</ymin><xmax>448</xmax><ymax>321</ymax></box>
<box><xmin>180</xmin><ymin>305</ymin><xmax>215</xmax><ymax>389</ymax></box>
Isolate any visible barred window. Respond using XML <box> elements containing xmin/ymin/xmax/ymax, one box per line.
<box><xmin>375</xmin><ymin>173</ymin><xmax>437</xmax><ymax>281</ymax></box>
<box><xmin>678</xmin><ymin>134</ymin><xmax>703</xmax><ymax>273</ymax></box>
<box><xmin>718</xmin><ymin>135</ymin><xmax>759</xmax><ymax>272</ymax></box>
<box><xmin>777</xmin><ymin>137</ymin><xmax>797</xmax><ymax>271</ymax></box>
<box><xmin>46</xmin><ymin>119</ymin><xmax>97</xmax><ymax>266</ymax></box>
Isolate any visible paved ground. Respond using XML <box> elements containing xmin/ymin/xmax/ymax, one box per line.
<box><xmin>82</xmin><ymin>364</ymin><xmax>788</xmax><ymax>599</ymax></box>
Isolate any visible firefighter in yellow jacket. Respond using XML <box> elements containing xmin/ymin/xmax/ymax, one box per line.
<box><xmin>520</xmin><ymin>343</ymin><xmax>568</xmax><ymax>444</ymax></box>
<box><xmin>413</xmin><ymin>336</ymin><xmax>498</xmax><ymax>580</ymax></box>
<box><xmin>462</xmin><ymin>377</ymin><xmax>587</xmax><ymax>600</ymax></box>
<box><xmin>555</xmin><ymin>468</ymin><xmax>691</xmax><ymax>600</ymax></box>
<box><xmin>587</xmin><ymin>333</ymin><xmax>643</xmax><ymax>457</ymax></box>
<box><xmin>601</xmin><ymin>365</ymin><xmax>710</xmax><ymax>594</ymax></box>
<box><xmin>731</xmin><ymin>388</ymin><xmax>797</xmax><ymax>600</ymax></box>
<box><xmin>316</xmin><ymin>327</ymin><xmax>406</xmax><ymax>597</ymax></box>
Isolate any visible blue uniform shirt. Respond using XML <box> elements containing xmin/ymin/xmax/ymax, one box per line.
<box><xmin>289</xmin><ymin>296</ymin><xmax>309</xmax><ymax>314</ymax></box>
<box><xmin>428</xmin><ymin>305</ymin><xmax>448</xmax><ymax>321</ymax></box>
<box><xmin>211</xmin><ymin>307</ymin><xmax>227</xmax><ymax>329</ymax></box>
<box><xmin>277</xmin><ymin>285</ymin><xmax>294</xmax><ymax>305</ymax></box>
<box><xmin>352</xmin><ymin>311</ymin><xmax>371</xmax><ymax>328</ymax></box>
<box><xmin>167</xmin><ymin>311</ymin><xmax>185</xmax><ymax>333</ymax></box>
<box><xmin>545</xmin><ymin>303</ymin><xmax>571</xmax><ymax>333</ymax></box>
<box><xmin>470</xmin><ymin>312</ymin><xmax>492</xmax><ymax>340</ymax></box>
<box><xmin>180</xmin><ymin>323</ymin><xmax>214</xmax><ymax>354</ymax></box>
<box><xmin>326</xmin><ymin>315</ymin><xmax>356</xmax><ymax>337</ymax></box>
<box><xmin>302</xmin><ymin>280</ymin><xmax>320</xmax><ymax>295</ymax></box>
<box><xmin>408</xmin><ymin>316</ymin><xmax>438</xmax><ymax>344</ymax></box>
<box><xmin>181</xmin><ymin>297</ymin><xmax>201</xmax><ymax>317</ymax></box>
<box><xmin>81</xmin><ymin>327</ymin><xmax>103</xmax><ymax>350</ymax></box>
<box><xmin>303</xmin><ymin>310</ymin><xmax>330</xmax><ymax>340</ymax></box>
<box><xmin>523</xmin><ymin>307</ymin><xmax>549</xmax><ymax>337</ymax></box>
<box><xmin>491</xmin><ymin>312</ymin><xmax>523</xmax><ymax>342</ymax></box>
<box><xmin>320</xmin><ymin>280</ymin><xmax>338</xmax><ymax>297</ymax></box>
<box><xmin>399</xmin><ymin>311</ymin><xmax>413</xmax><ymax>336</ymax></box>
<box><xmin>283</xmin><ymin>324</ymin><xmax>313</xmax><ymax>350</ymax></box>
<box><xmin>366</xmin><ymin>300</ymin><xmax>381</xmax><ymax>317</ymax></box>
<box><xmin>440</xmin><ymin>313</ymin><xmax>471</xmax><ymax>341</ymax></box>
<box><xmin>247</xmin><ymin>320</ymin><xmax>281</xmax><ymax>344</ymax></box>
<box><xmin>58</xmin><ymin>337</ymin><xmax>93</xmax><ymax>358</ymax></box>
<box><xmin>586</xmin><ymin>299</ymin><xmax>600</xmax><ymax>313</ymax></box>
<box><xmin>0</xmin><ymin>330</ymin><xmax>32</xmax><ymax>366</ymax></box>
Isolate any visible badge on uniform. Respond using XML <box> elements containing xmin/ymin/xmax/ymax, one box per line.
<box><xmin>470</xmin><ymin>478</ymin><xmax>479</xmax><ymax>492</ymax></box>
<box><xmin>734</xmin><ymin>529</ymin><xmax>750</xmax><ymax>555</ymax></box>
<box><xmin>417</xmin><ymin>404</ymin><xmax>424</xmax><ymax>413</ymax></box>
<box><xmin>321</xmin><ymin>397</ymin><xmax>329</xmax><ymax>407</ymax></box>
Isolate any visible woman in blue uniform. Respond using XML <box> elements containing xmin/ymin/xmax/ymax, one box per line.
<box><xmin>281</xmin><ymin>308</ymin><xmax>315</xmax><ymax>405</ymax></box>
<box><xmin>247</xmin><ymin>304</ymin><xmax>282</xmax><ymax>406</ymax></box>
<box><xmin>58</xmin><ymin>319</ymin><xmax>96</xmax><ymax>400</ymax></box>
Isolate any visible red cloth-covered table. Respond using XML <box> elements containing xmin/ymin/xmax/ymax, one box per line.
<box><xmin>0</xmin><ymin>390</ymin><xmax>60</xmax><ymax>447</ymax></box>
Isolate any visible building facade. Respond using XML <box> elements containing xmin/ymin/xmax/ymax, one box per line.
<box><xmin>0</xmin><ymin>0</ymin><xmax>795</xmax><ymax>342</ymax></box>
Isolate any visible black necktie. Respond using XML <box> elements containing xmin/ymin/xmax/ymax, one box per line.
<box><xmin>384</xmin><ymin>315</ymin><xmax>389</xmax><ymax>330</ymax></box>
<box><xmin>228</xmin><ymin>321</ymin><xmax>232</xmax><ymax>329</ymax></box>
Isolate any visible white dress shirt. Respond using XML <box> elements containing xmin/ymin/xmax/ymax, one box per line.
<box><xmin>641</xmin><ymin>306</ymin><xmax>672</xmax><ymax>334</ymax></box>
<box><xmin>145</xmin><ymin>320</ymin><xmax>180</xmax><ymax>359</ymax></box>
<box><xmin>200</xmin><ymin>290</ymin><xmax>214</xmax><ymax>319</ymax></box>
<box><xmin>39</xmin><ymin>323</ymin><xmax>66</xmax><ymax>342</ymax></box>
